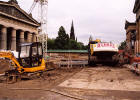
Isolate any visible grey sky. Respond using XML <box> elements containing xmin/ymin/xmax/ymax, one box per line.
<box><xmin>2</xmin><ymin>0</ymin><xmax>136</xmax><ymax>45</ymax></box>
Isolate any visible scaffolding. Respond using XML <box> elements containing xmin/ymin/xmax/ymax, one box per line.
<box><xmin>29</xmin><ymin>0</ymin><xmax>48</xmax><ymax>59</ymax></box>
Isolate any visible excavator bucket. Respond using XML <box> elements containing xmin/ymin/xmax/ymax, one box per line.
<box><xmin>0</xmin><ymin>59</ymin><xmax>11</xmax><ymax>74</ymax></box>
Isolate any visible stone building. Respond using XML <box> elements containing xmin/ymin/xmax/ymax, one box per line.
<box><xmin>132</xmin><ymin>0</ymin><xmax>140</xmax><ymax>54</ymax></box>
<box><xmin>0</xmin><ymin>0</ymin><xmax>40</xmax><ymax>51</ymax></box>
<box><xmin>125</xmin><ymin>20</ymin><xmax>136</xmax><ymax>53</ymax></box>
<box><xmin>125</xmin><ymin>0</ymin><xmax>140</xmax><ymax>54</ymax></box>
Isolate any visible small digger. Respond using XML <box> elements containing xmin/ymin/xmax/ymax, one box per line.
<box><xmin>0</xmin><ymin>42</ymin><xmax>46</xmax><ymax>83</ymax></box>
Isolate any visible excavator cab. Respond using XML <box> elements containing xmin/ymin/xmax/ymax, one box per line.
<box><xmin>18</xmin><ymin>42</ymin><xmax>45</xmax><ymax>72</ymax></box>
<box><xmin>0</xmin><ymin>42</ymin><xmax>46</xmax><ymax>83</ymax></box>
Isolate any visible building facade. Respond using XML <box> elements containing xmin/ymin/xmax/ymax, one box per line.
<box><xmin>0</xmin><ymin>0</ymin><xmax>40</xmax><ymax>51</ymax></box>
<box><xmin>125</xmin><ymin>0</ymin><xmax>140</xmax><ymax>54</ymax></box>
<box><xmin>133</xmin><ymin>0</ymin><xmax>140</xmax><ymax>54</ymax></box>
<box><xmin>125</xmin><ymin>21</ymin><xmax>136</xmax><ymax>54</ymax></box>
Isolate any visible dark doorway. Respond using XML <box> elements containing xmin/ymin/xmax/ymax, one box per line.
<box><xmin>24</xmin><ymin>32</ymin><xmax>28</xmax><ymax>43</ymax></box>
<box><xmin>7</xmin><ymin>28</ymin><xmax>12</xmax><ymax>50</ymax></box>
<box><xmin>16</xmin><ymin>30</ymin><xmax>20</xmax><ymax>51</ymax></box>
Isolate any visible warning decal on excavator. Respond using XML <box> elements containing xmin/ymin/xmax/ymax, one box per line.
<box><xmin>92</xmin><ymin>43</ymin><xmax>118</xmax><ymax>52</ymax></box>
<box><xmin>97</xmin><ymin>43</ymin><xmax>115</xmax><ymax>48</ymax></box>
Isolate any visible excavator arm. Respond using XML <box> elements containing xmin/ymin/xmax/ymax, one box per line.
<box><xmin>0</xmin><ymin>51</ymin><xmax>23</xmax><ymax>73</ymax></box>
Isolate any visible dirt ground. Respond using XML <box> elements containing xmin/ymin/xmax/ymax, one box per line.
<box><xmin>0</xmin><ymin>65</ymin><xmax>140</xmax><ymax>100</ymax></box>
<box><xmin>0</xmin><ymin>67</ymin><xmax>83</xmax><ymax>100</ymax></box>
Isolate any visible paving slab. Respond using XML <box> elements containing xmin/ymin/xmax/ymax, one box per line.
<box><xmin>59</xmin><ymin>67</ymin><xmax>140</xmax><ymax>91</ymax></box>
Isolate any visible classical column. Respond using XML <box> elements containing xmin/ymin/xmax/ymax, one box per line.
<box><xmin>136</xmin><ymin>40</ymin><xmax>138</xmax><ymax>54</ymax></box>
<box><xmin>27</xmin><ymin>33</ymin><xmax>32</xmax><ymax>43</ymax></box>
<box><xmin>135</xmin><ymin>41</ymin><xmax>137</xmax><ymax>54</ymax></box>
<box><xmin>33</xmin><ymin>33</ymin><xmax>37</xmax><ymax>42</ymax></box>
<box><xmin>138</xmin><ymin>20</ymin><xmax>140</xmax><ymax>53</ymax></box>
<box><xmin>20</xmin><ymin>31</ymin><xmax>24</xmax><ymax>43</ymax></box>
<box><xmin>137</xmin><ymin>40</ymin><xmax>139</xmax><ymax>53</ymax></box>
<box><xmin>1</xmin><ymin>26</ymin><xmax>7</xmax><ymax>50</ymax></box>
<box><xmin>136</xmin><ymin>20</ymin><xmax>139</xmax><ymax>54</ymax></box>
<box><xmin>139</xmin><ymin>40</ymin><xmax>140</xmax><ymax>53</ymax></box>
<box><xmin>11</xmin><ymin>28</ymin><xmax>16</xmax><ymax>51</ymax></box>
<box><xmin>136</xmin><ymin>41</ymin><xmax>137</xmax><ymax>54</ymax></box>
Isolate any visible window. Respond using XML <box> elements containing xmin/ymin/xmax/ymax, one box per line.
<box><xmin>38</xmin><ymin>45</ymin><xmax>42</xmax><ymax>55</ymax></box>
<box><xmin>20</xmin><ymin>46</ymin><xmax>30</xmax><ymax>58</ymax></box>
<box><xmin>32</xmin><ymin>46</ymin><xmax>37</xmax><ymax>56</ymax></box>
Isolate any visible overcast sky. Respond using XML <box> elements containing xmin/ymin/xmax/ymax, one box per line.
<box><xmin>2</xmin><ymin>0</ymin><xmax>136</xmax><ymax>45</ymax></box>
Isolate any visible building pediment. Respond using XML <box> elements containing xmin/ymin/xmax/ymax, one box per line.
<box><xmin>0</xmin><ymin>1</ymin><xmax>40</xmax><ymax>27</ymax></box>
<box><xmin>125</xmin><ymin>20</ymin><xmax>136</xmax><ymax>29</ymax></box>
<box><xmin>133</xmin><ymin>0</ymin><xmax>140</xmax><ymax>13</ymax></box>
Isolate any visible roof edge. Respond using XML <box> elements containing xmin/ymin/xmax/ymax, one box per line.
<box><xmin>133</xmin><ymin>0</ymin><xmax>140</xmax><ymax>13</ymax></box>
<box><xmin>125</xmin><ymin>20</ymin><xmax>136</xmax><ymax>29</ymax></box>
<box><xmin>0</xmin><ymin>1</ymin><xmax>40</xmax><ymax>26</ymax></box>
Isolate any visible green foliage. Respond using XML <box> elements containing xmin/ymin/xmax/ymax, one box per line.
<box><xmin>69</xmin><ymin>39</ymin><xmax>78</xmax><ymax>49</ymax></box>
<box><xmin>119</xmin><ymin>41</ymin><xmax>126</xmax><ymax>50</ymax></box>
<box><xmin>47</xmin><ymin>38</ymin><xmax>55</xmax><ymax>49</ymax></box>
<box><xmin>68</xmin><ymin>40</ymin><xmax>88</xmax><ymax>50</ymax></box>
<box><xmin>78</xmin><ymin>42</ymin><xmax>88</xmax><ymax>50</ymax></box>
<box><xmin>47</xmin><ymin>26</ymin><xmax>87</xmax><ymax>50</ymax></box>
<box><xmin>55</xmin><ymin>26</ymin><xmax>69</xmax><ymax>49</ymax></box>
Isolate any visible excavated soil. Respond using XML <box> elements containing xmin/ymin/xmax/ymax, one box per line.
<box><xmin>0</xmin><ymin>59</ymin><xmax>11</xmax><ymax>74</ymax></box>
<box><xmin>0</xmin><ymin>64</ymin><xmax>140</xmax><ymax>100</ymax></box>
<box><xmin>0</xmin><ymin>67</ymin><xmax>83</xmax><ymax>100</ymax></box>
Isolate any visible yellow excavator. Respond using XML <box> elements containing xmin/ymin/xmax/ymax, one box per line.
<box><xmin>0</xmin><ymin>42</ymin><xmax>46</xmax><ymax>83</ymax></box>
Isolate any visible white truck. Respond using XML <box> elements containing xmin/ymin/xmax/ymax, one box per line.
<box><xmin>88</xmin><ymin>41</ymin><xmax>119</xmax><ymax>65</ymax></box>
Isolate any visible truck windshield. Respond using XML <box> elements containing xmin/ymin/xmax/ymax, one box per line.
<box><xmin>20</xmin><ymin>46</ymin><xmax>30</xmax><ymax>58</ymax></box>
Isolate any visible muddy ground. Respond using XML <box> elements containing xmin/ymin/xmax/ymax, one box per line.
<box><xmin>0</xmin><ymin>65</ymin><xmax>140</xmax><ymax>100</ymax></box>
<box><xmin>0</xmin><ymin>67</ymin><xmax>83</xmax><ymax>100</ymax></box>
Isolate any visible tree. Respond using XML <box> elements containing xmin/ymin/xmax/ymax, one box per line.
<box><xmin>47</xmin><ymin>25</ymin><xmax>87</xmax><ymax>50</ymax></box>
<box><xmin>69</xmin><ymin>40</ymin><xmax>87</xmax><ymax>50</ymax></box>
<box><xmin>47</xmin><ymin>38</ymin><xmax>55</xmax><ymax>49</ymax></box>
<box><xmin>55</xmin><ymin>26</ymin><xmax>69</xmax><ymax>49</ymax></box>
<box><xmin>69</xmin><ymin>39</ymin><xmax>79</xmax><ymax>49</ymax></box>
<box><xmin>78</xmin><ymin>42</ymin><xmax>88</xmax><ymax>50</ymax></box>
<box><xmin>119</xmin><ymin>41</ymin><xmax>126</xmax><ymax>50</ymax></box>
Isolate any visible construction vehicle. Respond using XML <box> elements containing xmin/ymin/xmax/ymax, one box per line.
<box><xmin>0</xmin><ymin>42</ymin><xmax>46</xmax><ymax>83</ymax></box>
<box><xmin>88</xmin><ymin>39</ymin><xmax>119</xmax><ymax>65</ymax></box>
